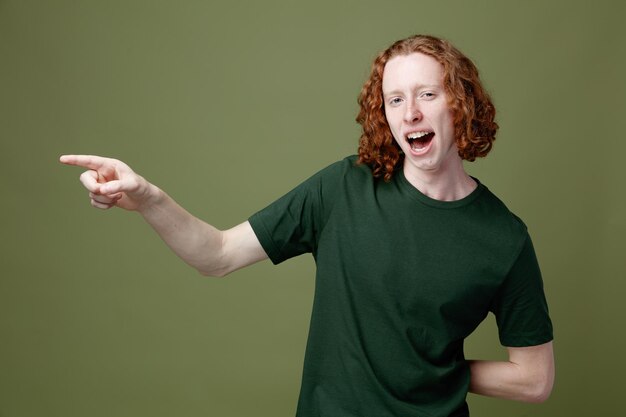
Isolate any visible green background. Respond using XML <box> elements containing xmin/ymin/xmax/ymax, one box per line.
<box><xmin>1</xmin><ymin>0</ymin><xmax>625</xmax><ymax>416</ymax></box>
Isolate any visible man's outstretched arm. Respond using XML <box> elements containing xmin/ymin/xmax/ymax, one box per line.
<box><xmin>59</xmin><ymin>155</ymin><xmax>268</xmax><ymax>277</ymax></box>
<box><xmin>468</xmin><ymin>341</ymin><xmax>555</xmax><ymax>403</ymax></box>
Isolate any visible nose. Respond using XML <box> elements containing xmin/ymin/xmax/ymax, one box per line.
<box><xmin>404</xmin><ymin>100</ymin><xmax>422</xmax><ymax>123</ymax></box>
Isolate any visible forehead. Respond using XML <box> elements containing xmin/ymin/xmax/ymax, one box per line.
<box><xmin>382</xmin><ymin>52</ymin><xmax>444</xmax><ymax>93</ymax></box>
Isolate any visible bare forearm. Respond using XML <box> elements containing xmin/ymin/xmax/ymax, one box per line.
<box><xmin>138</xmin><ymin>185</ymin><xmax>228</xmax><ymax>276</ymax></box>
<box><xmin>468</xmin><ymin>360</ymin><xmax>546</xmax><ymax>402</ymax></box>
<box><xmin>137</xmin><ymin>185</ymin><xmax>267</xmax><ymax>276</ymax></box>
<box><xmin>468</xmin><ymin>342</ymin><xmax>555</xmax><ymax>403</ymax></box>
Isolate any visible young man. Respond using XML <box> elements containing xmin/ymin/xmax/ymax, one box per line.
<box><xmin>61</xmin><ymin>35</ymin><xmax>554</xmax><ymax>417</ymax></box>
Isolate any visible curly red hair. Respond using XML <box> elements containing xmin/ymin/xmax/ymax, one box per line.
<box><xmin>357</xmin><ymin>35</ymin><xmax>498</xmax><ymax>181</ymax></box>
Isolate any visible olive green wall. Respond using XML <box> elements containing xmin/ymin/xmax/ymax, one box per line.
<box><xmin>1</xmin><ymin>0</ymin><xmax>624</xmax><ymax>416</ymax></box>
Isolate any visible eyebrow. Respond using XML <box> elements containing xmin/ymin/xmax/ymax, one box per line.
<box><xmin>382</xmin><ymin>84</ymin><xmax>441</xmax><ymax>98</ymax></box>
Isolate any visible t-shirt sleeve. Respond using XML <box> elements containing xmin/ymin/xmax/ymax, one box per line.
<box><xmin>490</xmin><ymin>233</ymin><xmax>554</xmax><ymax>347</ymax></box>
<box><xmin>248</xmin><ymin>160</ymin><xmax>343</xmax><ymax>265</ymax></box>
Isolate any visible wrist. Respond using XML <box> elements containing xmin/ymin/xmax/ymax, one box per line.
<box><xmin>135</xmin><ymin>181</ymin><xmax>164</xmax><ymax>214</ymax></box>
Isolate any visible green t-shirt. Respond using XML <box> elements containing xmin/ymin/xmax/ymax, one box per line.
<box><xmin>249</xmin><ymin>156</ymin><xmax>553</xmax><ymax>417</ymax></box>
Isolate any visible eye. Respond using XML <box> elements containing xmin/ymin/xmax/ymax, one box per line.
<box><xmin>388</xmin><ymin>97</ymin><xmax>404</xmax><ymax>106</ymax></box>
<box><xmin>420</xmin><ymin>92</ymin><xmax>436</xmax><ymax>100</ymax></box>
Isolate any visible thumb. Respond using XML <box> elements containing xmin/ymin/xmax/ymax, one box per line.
<box><xmin>100</xmin><ymin>180</ymin><xmax>124</xmax><ymax>195</ymax></box>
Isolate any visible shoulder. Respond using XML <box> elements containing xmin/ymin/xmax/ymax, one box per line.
<box><xmin>477</xmin><ymin>182</ymin><xmax>527</xmax><ymax>230</ymax></box>
<box><xmin>472</xmin><ymin>181</ymin><xmax>531</xmax><ymax>256</ymax></box>
<box><xmin>306</xmin><ymin>155</ymin><xmax>373</xmax><ymax>188</ymax></box>
<box><xmin>319</xmin><ymin>155</ymin><xmax>370</xmax><ymax>177</ymax></box>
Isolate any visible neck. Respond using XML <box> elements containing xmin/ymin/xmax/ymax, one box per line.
<box><xmin>402</xmin><ymin>160</ymin><xmax>477</xmax><ymax>202</ymax></box>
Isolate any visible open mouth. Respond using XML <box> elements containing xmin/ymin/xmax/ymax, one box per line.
<box><xmin>406</xmin><ymin>131</ymin><xmax>435</xmax><ymax>152</ymax></box>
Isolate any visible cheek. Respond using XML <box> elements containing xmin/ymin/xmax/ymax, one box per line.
<box><xmin>389</xmin><ymin>127</ymin><xmax>403</xmax><ymax>144</ymax></box>
<box><xmin>433</xmin><ymin>108</ymin><xmax>454</xmax><ymax>135</ymax></box>
<box><xmin>383</xmin><ymin>108</ymin><xmax>392</xmax><ymax>126</ymax></box>
<box><xmin>445</xmin><ymin>109</ymin><xmax>456</xmax><ymax>129</ymax></box>
<box><xmin>384</xmin><ymin>110</ymin><xmax>401</xmax><ymax>134</ymax></box>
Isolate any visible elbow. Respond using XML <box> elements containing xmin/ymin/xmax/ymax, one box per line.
<box><xmin>196</xmin><ymin>256</ymin><xmax>232</xmax><ymax>277</ymax></box>
<box><xmin>509</xmin><ymin>341</ymin><xmax>555</xmax><ymax>403</ymax></box>
<box><xmin>525</xmin><ymin>387</ymin><xmax>552</xmax><ymax>404</ymax></box>
<box><xmin>196</xmin><ymin>238</ymin><xmax>232</xmax><ymax>277</ymax></box>
<box><xmin>523</xmin><ymin>371</ymin><xmax>554</xmax><ymax>403</ymax></box>
<box><xmin>524</xmin><ymin>386</ymin><xmax>552</xmax><ymax>404</ymax></box>
<box><xmin>197</xmin><ymin>267</ymin><xmax>231</xmax><ymax>278</ymax></box>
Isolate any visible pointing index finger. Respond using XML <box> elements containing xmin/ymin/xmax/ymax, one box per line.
<box><xmin>59</xmin><ymin>155</ymin><xmax>111</xmax><ymax>170</ymax></box>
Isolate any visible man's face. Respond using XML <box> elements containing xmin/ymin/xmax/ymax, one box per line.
<box><xmin>382</xmin><ymin>52</ymin><xmax>460</xmax><ymax>180</ymax></box>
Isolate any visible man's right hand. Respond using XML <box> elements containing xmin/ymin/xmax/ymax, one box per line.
<box><xmin>59</xmin><ymin>155</ymin><xmax>156</xmax><ymax>212</ymax></box>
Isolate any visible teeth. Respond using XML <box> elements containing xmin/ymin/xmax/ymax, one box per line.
<box><xmin>407</xmin><ymin>131</ymin><xmax>431</xmax><ymax>139</ymax></box>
